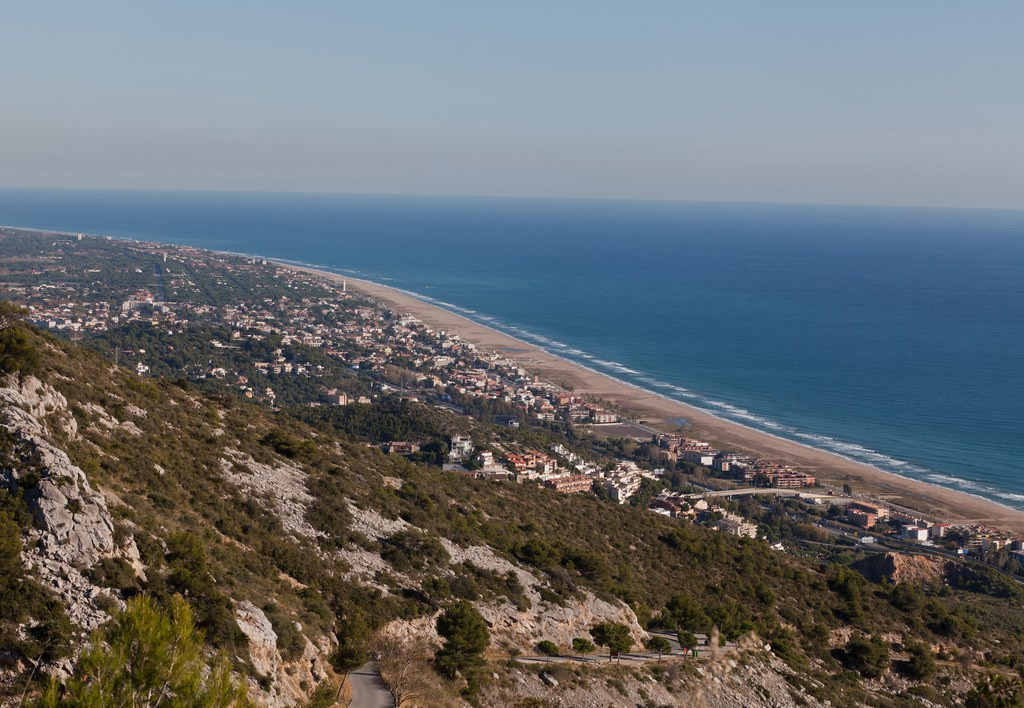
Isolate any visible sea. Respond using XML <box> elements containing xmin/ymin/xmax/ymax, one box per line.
<box><xmin>1</xmin><ymin>188</ymin><xmax>1022</xmax><ymax>508</ymax></box>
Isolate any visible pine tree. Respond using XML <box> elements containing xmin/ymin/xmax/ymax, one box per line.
<box><xmin>571</xmin><ymin>637</ymin><xmax>595</xmax><ymax>658</ymax></box>
<box><xmin>645</xmin><ymin>636</ymin><xmax>671</xmax><ymax>660</ymax></box>
<box><xmin>331</xmin><ymin>610</ymin><xmax>370</xmax><ymax>701</ymax></box>
<box><xmin>435</xmin><ymin>600</ymin><xmax>489</xmax><ymax>694</ymax></box>
<box><xmin>41</xmin><ymin>594</ymin><xmax>247</xmax><ymax>707</ymax></box>
<box><xmin>676</xmin><ymin>629</ymin><xmax>698</xmax><ymax>655</ymax></box>
<box><xmin>589</xmin><ymin>622</ymin><xmax>633</xmax><ymax>662</ymax></box>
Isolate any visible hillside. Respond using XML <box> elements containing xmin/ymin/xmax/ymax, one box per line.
<box><xmin>3</xmin><ymin>306</ymin><xmax>1024</xmax><ymax>705</ymax></box>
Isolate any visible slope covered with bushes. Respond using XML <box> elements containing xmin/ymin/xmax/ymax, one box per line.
<box><xmin>3</xmin><ymin>319</ymin><xmax>1024</xmax><ymax>705</ymax></box>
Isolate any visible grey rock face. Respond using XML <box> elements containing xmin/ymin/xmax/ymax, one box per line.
<box><xmin>236</xmin><ymin>600</ymin><xmax>280</xmax><ymax>679</ymax></box>
<box><xmin>234</xmin><ymin>600</ymin><xmax>334</xmax><ymax>708</ymax></box>
<box><xmin>1</xmin><ymin>376</ymin><xmax>77</xmax><ymax>440</ymax></box>
<box><xmin>219</xmin><ymin>449</ymin><xmax>322</xmax><ymax>541</ymax></box>
<box><xmin>1</xmin><ymin>376</ymin><xmax>142</xmax><ymax>631</ymax></box>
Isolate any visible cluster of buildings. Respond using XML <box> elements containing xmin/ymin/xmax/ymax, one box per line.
<box><xmin>449</xmin><ymin>373</ymin><xmax>619</xmax><ymax>425</ymax></box>
<box><xmin>14</xmin><ymin>239</ymin><xmax>629</xmax><ymax>421</ymax></box>
<box><xmin>438</xmin><ymin>437</ymin><xmax>657</xmax><ymax>505</ymax></box>
<box><xmin>0</xmin><ymin>250</ymin><xmax>115</xmax><ymax>334</ymax></box>
<box><xmin>845</xmin><ymin>500</ymin><xmax>953</xmax><ymax>543</ymax></box>
<box><xmin>843</xmin><ymin>500</ymin><xmax>1024</xmax><ymax>554</ymax></box>
<box><xmin>654</xmin><ymin>435</ymin><xmax>816</xmax><ymax>488</ymax></box>
<box><xmin>534</xmin><ymin>448</ymin><xmax>657</xmax><ymax>503</ymax></box>
<box><xmin>649</xmin><ymin>493</ymin><xmax>759</xmax><ymax>538</ymax></box>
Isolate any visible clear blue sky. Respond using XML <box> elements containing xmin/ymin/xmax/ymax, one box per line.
<box><xmin>2</xmin><ymin>2</ymin><xmax>1022</xmax><ymax>208</ymax></box>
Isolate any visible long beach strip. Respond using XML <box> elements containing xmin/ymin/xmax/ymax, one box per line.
<box><xmin>280</xmin><ymin>262</ymin><xmax>1024</xmax><ymax>536</ymax></box>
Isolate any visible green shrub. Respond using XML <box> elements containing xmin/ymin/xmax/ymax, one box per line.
<box><xmin>87</xmin><ymin>557</ymin><xmax>139</xmax><ymax>592</ymax></box>
<box><xmin>536</xmin><ymin>640</ymin><xmax>560</xmax><ymax>656</ymax></box>
<box><xmin>436</xmin><ymin>600</ymin><xmax>489</xmax><ymax>696</ymax></box>
<box><xmin>260</xmin><ymin>429</ymin><xmax>318</xmax><ymax>462</ymax></box>
<box><xmin>41</xmin><ymin>594</ymin><xmax>246</xmax><ymax>706</ymax></box>
<box><xmin>160</xmin><ymin>532</ymin><xmax>244</xmax><ymax>647</ymax></box>
<box><xmin>903</xmin><ymin>641</ymin><xmax>937</xmax><ymax>681</ymax></box>
<box><xmin>381</xmin><ymin>529</ymin><xmax>450</xmax><ymax>572</ymax></box>
<box><xmin>266</xmin><ymin>603</ymin><xmax>306</xmax><ymax>662</ymax></box>
<box><xmin>571</xmin><ymin>637</ymin><xmax>595</xmax><ymax>655</ymax></box>
<box><xmin>0</xmin><ymin>305</ymin><xmax>38</xmax><ymax>375</ymax></box>
<box><xmin>840</xmin><ymin>634</ymin><xmax>890</xmax><ymax>678</ymax></box>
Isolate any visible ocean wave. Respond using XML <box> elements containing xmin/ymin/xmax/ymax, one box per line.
<box><xmin>925</xmin><ymin>474</ymin><xmax>1024</xmax><ymax>505</ymax></box>
<box><xmin>589</xmin><ymin>358</ymin><xmax>641</xmax><ymax>375</ymax></box>
<box><xmin>659</xmin><ymin>384</ymin><xmax>699</xmax><ymax>399</ymax></box>
<box><xmin>929</xmin><ymin>473</ymin><xmax>981</xmax><ymax>487</ymax></box>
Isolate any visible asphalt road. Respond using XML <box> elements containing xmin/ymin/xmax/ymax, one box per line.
<box><xmin>348</xmin><ymin>661</ymin><xmax>394</xmax><ymax>708</ymax></box>
<box><xmin>515</xmin><ymin>631</ymin><xmax>724</xmax><ymax>666</ymax></box>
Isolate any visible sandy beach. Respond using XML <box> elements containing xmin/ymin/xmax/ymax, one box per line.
<box><xmin>286</xmin><ymin>263</ymin><xmax>1024</xmax><ymax>535</ymax></box>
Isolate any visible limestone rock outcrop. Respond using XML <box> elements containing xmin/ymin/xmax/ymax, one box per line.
<box><xmin>480</xmin><ymin>591</ymin><xmax>646</xmax><ymax>649</ymax></box>
<box><xmin>852</xmin><ymin>552</ymin><xmax>948</xmax><ymax>585</ymax></box>
<box><xmin>220</xmin><ymin>450</ymin><xmax>322</xmax><ymax>541</ymax></box>
<box><xmin>0</xmin><ymin>375</ymin><xmax>142</xmax><ymax>631</ymax></box>
<box><xmin>235</xmin><ymin>601</ymin><xmax>334</xmax><ymax>707</ymax></box>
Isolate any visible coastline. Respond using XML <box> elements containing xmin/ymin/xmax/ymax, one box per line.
<box><xmin>280</xmin><ymin>261</ymin><xmax>1024</xmax><ymax>535</ymax></box>
<box><xmin>4</xmin><ymin>223</ymin><xmax>1022</xmax><ymax>535</ymax></box>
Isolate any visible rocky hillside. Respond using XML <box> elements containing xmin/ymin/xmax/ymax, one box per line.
<box><xmin>3</xmin><ymin>324</ymin><xmax>1024</xmax><ymax>706</ymax></box>
<box><xmin>0</xmin><ymin>328</ymin><xmax>664</xmax><ymax>705</ymax></box>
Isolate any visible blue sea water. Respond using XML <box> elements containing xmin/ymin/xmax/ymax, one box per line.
<box><xmin>1</xmin><ymin>188</ymin><xmax>1023</xmax><ymax>508</ymax></box>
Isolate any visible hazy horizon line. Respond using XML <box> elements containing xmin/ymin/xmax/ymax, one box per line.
<box><xmin>2</xmin><ymin>184</ymin><xmax>1023</xmax><ymax>215</ymax></box>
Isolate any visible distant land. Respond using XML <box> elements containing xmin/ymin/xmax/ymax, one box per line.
<box><xmin>0</xmin><ymin>188</ymin><xmax>1021</xmax><ymax>511</ymax></box>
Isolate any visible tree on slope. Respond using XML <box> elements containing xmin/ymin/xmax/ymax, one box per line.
<box><xmin>841</xmin><ymin>634</ymin><xmax>890</xmax><ymax>679</ymax></box>
<box><xmin>571</xmin><ymin>637</ymin><xmax>595</xmax><ymax>659</ymax></box>
<box><xmin>41</xmin><ymin>593</ymin><xmax>247</xmax><ymax>707</ymax></box>
<box><xmin>903</xmin><ymin>640</ymin><xmax>936</xmax><ymax>681</ymax></box>
<box><xmin>331</xmin><ymin>610</ymin><xmax>370</xmax><ymax>701</ymax></box>
<box><xmin>373</xmin><ymin>634</ymin><xmax>434</xmax><ymax>707</ymax></box>
<box><xmin>590</xmin><ymin>622</ymin><xmax>633</xmax><ymax>662</ymax></box>
<box><xmin>0</xmin><ymin>302</ymin><xmax>37</xmax><ymax>375</ymax></box>
<box><xmin>435</xmin><ymin>600</ymin><xmax>489</xmax><ymax>695</ymax></box>
<box><xmin>645</xmin><ymin>636</ymin><xmax>671</xmax><ymax>661</ymax></box>
<box><xmin>677</xmin><ymin>629</ymin><xmax>698</xmax><ymax>655</ymax></box>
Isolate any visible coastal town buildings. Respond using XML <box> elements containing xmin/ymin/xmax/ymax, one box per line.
<box><xmin>448</xmin><ymin>434</ymin><xmax>474</xmax><ymax>461</ymax></box>
<box><xmin>714</xmin><ymin>510</ymin><xmax>759</xmax><ymax>538</ymax></box>
<box><xmin>543</xmin><ymin>475</ymin><xmax>593</xmax><ymax>494</ymax></box>
<box><xmin>11</xmin><ymin>232</ymin><xmax>1020</xmax><ymax>564</ymax></box>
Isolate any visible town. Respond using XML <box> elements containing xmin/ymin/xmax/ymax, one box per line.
<box><xmin>4</xmin><ymin>227</ymin><xmax>1023</xmax><ymax>576</ymax></box>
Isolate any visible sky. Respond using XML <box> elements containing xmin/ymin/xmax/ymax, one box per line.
<box><xmin>2</xmin><ymin>2</ymin><xmax>1023</xmax><ymax>208</ymax></box>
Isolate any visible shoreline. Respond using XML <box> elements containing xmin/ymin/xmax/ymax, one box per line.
<box><xmin>4</xmin><ymin>224</ymin><xmax>1022</xmax><ymax>535</ymax></box>
<box><xmin>278</xmin><ymin>261</ymin><xmax>1024</xmax><ymax>535</ymax></box>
